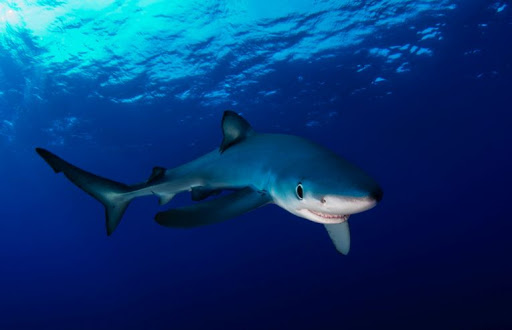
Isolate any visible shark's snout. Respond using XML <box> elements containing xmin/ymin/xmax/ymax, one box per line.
<box><xmin>370</xmin><ymin>186</ymin><xmax>383</xmax><ymax>202</ymax></box>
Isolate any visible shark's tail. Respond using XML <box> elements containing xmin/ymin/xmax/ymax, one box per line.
<box><xmin>36</xmin><ymin>148</ymin><xmax>133</xmax><ymax>235</ymax></box>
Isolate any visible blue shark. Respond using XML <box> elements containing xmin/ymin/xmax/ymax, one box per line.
<box><xmin>36</xmin><ymin>111</ymin><xmax>382</xmax><ymax>255</ymax></box>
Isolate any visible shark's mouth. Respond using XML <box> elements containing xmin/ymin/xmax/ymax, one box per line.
<box><xmin>307</xmin><ymin>210</ymin><xmax>349</xmax><ymax>222</ymax></box>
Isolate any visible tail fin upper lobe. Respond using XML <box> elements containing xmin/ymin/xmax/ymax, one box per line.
<box><xmin>36</xmin><ymin>148</ymin><xmax>132</xmax><ymax>235</ymax></box>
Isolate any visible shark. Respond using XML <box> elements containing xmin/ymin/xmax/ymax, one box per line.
<box><xmin>36</xmin><ymin>111</ymin><xmax>382</xmax><ymax>255</ymax></box>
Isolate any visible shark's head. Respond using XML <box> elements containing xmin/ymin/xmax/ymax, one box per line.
<box><xmin>270</xmin><ymin>141</ymin><xmax>383</xmax><ymax>224</ymax></box>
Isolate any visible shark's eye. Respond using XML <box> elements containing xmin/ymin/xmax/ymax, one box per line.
<box><xmin>296</xmin><ymin>183</ymin><xmax>304</xmax><ymax>200</ymax></box>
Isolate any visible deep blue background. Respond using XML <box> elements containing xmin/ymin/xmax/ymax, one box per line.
<box><xmin>1</xmin><ymin>1</ymin><xmax>511</xmax><ymax>329</ymax></box>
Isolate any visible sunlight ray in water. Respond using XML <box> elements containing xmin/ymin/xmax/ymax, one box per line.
<box><xmin>0</xmin><ymin>0</ymin><xmax>456</xmax><ymax>105</ymax></box>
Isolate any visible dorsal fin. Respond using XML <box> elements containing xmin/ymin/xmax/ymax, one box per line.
<box><xmin>220</xmin><ymin>110</ymin><xmax>254</xmax><ymax>153</ymax></box>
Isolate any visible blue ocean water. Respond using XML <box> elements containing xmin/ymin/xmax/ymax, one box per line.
<box><xmin>1</xmin><ymin>0</ymin><xmax>511</xmax><ymax>328</ymax></box>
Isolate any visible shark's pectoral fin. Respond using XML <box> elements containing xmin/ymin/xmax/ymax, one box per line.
<box><xmin>219</xmin><ymin>110</ymin><xmax>255</xmax><ymax>153</ymax></box>
<box><xmin>190</xmin><ymin>187</ymin><xmax>222</xmax><ymax>201</ymax></box>
<box><xmin>155</xmin><ymin>187</ymin><xmax>271</xmax><ymax>228</ymax></box>
<box><xmin>324</xmin><ymin>221</ymin><xmax>351</xmax><ymax>255</ymax></box>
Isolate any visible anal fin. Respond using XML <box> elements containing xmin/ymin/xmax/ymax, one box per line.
<box><xmin>157</xmin><ymin>192</ymin><xmax>175</xmax><ymax>205</ymax></box>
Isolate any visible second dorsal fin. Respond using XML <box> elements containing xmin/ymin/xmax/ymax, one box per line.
<box><xmin>219</xmin><ymin>110</ymin><xmax>254</xmax><ymax>153</ymax></box>
<box><xmin>147</xmin><ymin>166</ymin><xmax>166</xmax><ymax>184</ymax></box>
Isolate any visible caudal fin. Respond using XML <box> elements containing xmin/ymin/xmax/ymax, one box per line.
<box><xmin>36</xmin><ymin>148</ymin><xmax>133</xmax><ymax>235</ymax></box>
